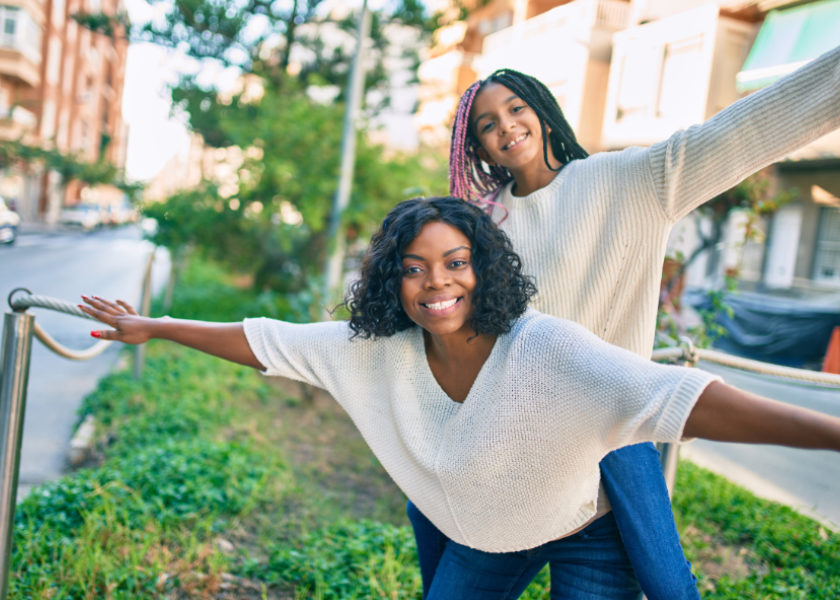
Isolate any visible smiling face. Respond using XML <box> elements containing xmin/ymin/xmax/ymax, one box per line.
<box><xmin>399</xmin><ymin>220</ymin><xmax>477</xmax><ymax>340</ymax></box>
<box><xmin>470</xmin><ymin>82</ymin><xmax>556</xmax><ymax>176</ymax></box>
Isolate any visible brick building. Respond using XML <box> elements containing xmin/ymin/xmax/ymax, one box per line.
<box><xmin>0</xmin><ymin>0</ymin><xmax>128</xmax><ymax>224</ymax></box>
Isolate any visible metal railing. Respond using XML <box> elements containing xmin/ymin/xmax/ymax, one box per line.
<box><xmin>0</xmin><ymin>249</ymin><xmax>157</xmax><ymax>600</ymax></box>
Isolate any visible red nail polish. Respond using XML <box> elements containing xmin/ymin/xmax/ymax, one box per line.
<box><xmin>90</xmin><ymin>331</ymin><xmax>101</xmax><ymax>338</ymax></box>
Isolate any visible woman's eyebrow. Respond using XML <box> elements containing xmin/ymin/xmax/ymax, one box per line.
<box><xmin>443</xmin><ymin>246</ymin><xmax>471</xmax><ymax>257</ymax></box>
<box><xmin>401</xmin><ymin>246</ymin><xmax>471</xmax><ymax>261</ymax></box>
<box><xmin>473</xmin><ymin>95</ymin><xmax>519</xmax><ymax>125</ymax></box>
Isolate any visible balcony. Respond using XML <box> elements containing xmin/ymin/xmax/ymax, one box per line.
<box><xmin>0</xmin><ymin>4</ymin><xmax>42</xmax><ymax>88</ymax></box>
<box><xmin>0</xmin><ymin>104</ymin><xmax>38</xmax><ymax>142</ymax></box>
<box><xmin>481</xmin><ymin>0</ymin><xmax>632</xmax><ymax>62</ymax></box>
<box><xmin>475</xmin><ymin>0</ymin><xmax>632</xmax><ymax>83</ymax></box>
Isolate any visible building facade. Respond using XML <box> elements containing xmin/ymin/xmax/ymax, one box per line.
<box><xmin>416</xmin><ymin>0</ymin><xmax>840</xmax><ymax>296</ymax></box>
<box><xmin>0</xmin><ymin>0</ymin><xmax>128</xmax><ymax>224</ymax></box>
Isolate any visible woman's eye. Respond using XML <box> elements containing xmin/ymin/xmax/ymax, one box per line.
<box><xmin>403</xmin><ymin>265</ymin><xmax>422</xmax><ymax>275</ymax></box>
<box><xmin>449</xmin><ymin>259</ymin><xmax>468</xmax><ymax>269</ymax></box>
<box><xmin>512</xmin><ymin>105</ymin><xmax>525</xmax><ymax>113</ymax></box>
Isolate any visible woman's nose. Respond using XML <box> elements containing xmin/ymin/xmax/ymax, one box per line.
<box><xmin>424</xmin><ymin>265</ymin><xmax>450</xmax><ymax>288</ymax></box>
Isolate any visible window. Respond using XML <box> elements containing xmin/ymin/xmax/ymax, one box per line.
<box><xmin>657</xmin><ymin>35</ymin><xmax>704</xmax><ymax>119</ymax></box>
<box><xmin>615</xmin><ymin>43</ymin><xmax>662</xmax><ymax>121</ymax></box>
<box><xmin>813</xmin><ymin>206</ymin><xmax>840</xmax><ymax>285</ymax></box>
<box><xmin>1</xmin><ymin>6</ymin><xmax>19</xmax><ymax>39</ymax></box>
<box><xmin>0</xmin><ymin>5</ymin><xmax>41</xmax><ymax>62</ymax></box>
<box><xmin>616</xmin><ymin>34</ymin><xmax>707</xmax><ymax>124</ymax></box>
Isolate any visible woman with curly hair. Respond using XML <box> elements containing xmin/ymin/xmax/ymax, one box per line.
<box><xmin>81</xmin><ymin>196</ymin><xmax>840</xmax><ymax>599</ymax></box>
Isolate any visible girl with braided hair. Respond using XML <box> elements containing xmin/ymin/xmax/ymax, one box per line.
<box><xmin>403</xmin><ymin>46</ymin><xmax>840</xmax><ymax>599</ymax></box>
<box><xmin>82</xmin><ymin>196</ymin><xmax>840</xmax><ymax>600</ymax></box>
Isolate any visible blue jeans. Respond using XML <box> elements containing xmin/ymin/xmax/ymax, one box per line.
<box><xmin>407</xmin><ymin>442</ymin><xmax>699</xmax><ymax>600</ymax></box>
<box><xmin>424</xmin><ymin>512</ymin><xmax>640</xmax><ymax>599</ymax></box>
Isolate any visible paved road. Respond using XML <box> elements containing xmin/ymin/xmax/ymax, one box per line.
<box><xmin>0</xmin><ymin>225</ymin><xmax>169</xmax><ymax>499</ymax></box>
<box><xmin>681</xmin><ymin>360</ymin><xmax>840</xmax><ymax>529</ymax></box>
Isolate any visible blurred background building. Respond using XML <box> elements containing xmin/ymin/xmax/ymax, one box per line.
<box><xmin>0</xmin><ymin>0</ymin><xmax>128</xmax><ymax>224</ymax></box>
<box><xmin>416</xmin><ymin>0</ymin><xmax>840</xmax><ymax>301</ymax></box>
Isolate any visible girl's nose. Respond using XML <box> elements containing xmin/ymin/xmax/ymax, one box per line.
<box><xmin>497</xmin><ymin>116</ymin><xmax>512</xmax><ymax>133</ymax></box>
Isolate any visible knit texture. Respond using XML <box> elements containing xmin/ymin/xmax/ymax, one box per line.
<box><xmin>243</xmin><ymin>310</ymin><xmax>717</xmax><ymax>552</ymax></box>
<box><xmin>493</xmin><ymin>45</ymin><xmax>840</xmax><ymax>357</ymax></box>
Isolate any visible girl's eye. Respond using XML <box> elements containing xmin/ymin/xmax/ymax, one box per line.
<box><xmin>480</xmin><ymin>121</ymin><xmax>495</xmax><ymax>133</ymax></box>
<box><xmin>403</xmin><ymin>265</ymin><xmax>422</xmax><ymax>275</ymax></box>
<box><xmin>449</xmin><ymin>259</ymin><xmax>468</xmax><ymax>269</ymax></box>
<box><xmin>512</xmin><ymin>105</ymin><xmax>525</xmax><ymax>113</ymax></box>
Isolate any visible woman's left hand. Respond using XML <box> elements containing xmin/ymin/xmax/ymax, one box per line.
<box><xmin>80</xmin><ymin>295</ymin><xmax>154</xmax><ymax>344</ymax></box>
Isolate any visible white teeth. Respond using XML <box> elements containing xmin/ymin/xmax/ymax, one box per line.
<box><xmin>503</xmin><ymin>134</ymin><xmax>527</xmax><ymax>150</ymax></box>
<box><xmin>425</xmin><ymin>298</ymin><xmax>458</xmax><ymax>311</ymax></box>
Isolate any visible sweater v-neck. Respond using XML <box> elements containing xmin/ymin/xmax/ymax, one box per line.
<box><xmin>414</xmin><ymin>327</ymin><xmax>503</xmax><ymax>405</ymax></box>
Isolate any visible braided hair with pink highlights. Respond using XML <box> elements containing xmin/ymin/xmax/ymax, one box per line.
<box><xmin>449</xmin><ymin>69</ymin><xmax>589</xmax><ymax>208</ymax></box>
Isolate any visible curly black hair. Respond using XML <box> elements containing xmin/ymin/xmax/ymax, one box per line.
<box><xmin>346</xmin><ymin>196</ymin><xmax>537</xmax><ymax>338</ymax></box>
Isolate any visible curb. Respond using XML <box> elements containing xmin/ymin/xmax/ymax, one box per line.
<box><xmin>67</xmin><ymin>414</ymin><xmax>96</xmax><ymax>467</ymax></box>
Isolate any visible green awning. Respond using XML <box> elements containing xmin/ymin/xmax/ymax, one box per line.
<box><xmin>736</xmin><ymin>0</ymin><xmax>840</xmax><ymax>91</ymax></box>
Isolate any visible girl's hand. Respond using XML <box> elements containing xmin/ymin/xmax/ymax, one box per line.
<box><xmin>80</xmin><ymin>295</ymin><xmax>154</xmax><ymax>344</ymax></box>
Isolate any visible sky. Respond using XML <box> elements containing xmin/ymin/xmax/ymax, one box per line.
<box><xmin>121</xmin><ymin>0</ymin><xmax>190</xmax><ymax>182</ymax></box>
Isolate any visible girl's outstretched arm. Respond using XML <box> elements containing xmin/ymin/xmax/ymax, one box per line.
<box><xmin>684</xmin><ymin>380</ymin><xmax>840</xmax><ymax>451</ymax></box>
<box><xmin>79</xmin><ymin>295</ymin><xmax>265</xmax><ymax>370</ymax></box>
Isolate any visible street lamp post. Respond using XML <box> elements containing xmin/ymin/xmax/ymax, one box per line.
<box><xmin>322</xmin><ymin>0</ymin><xmax>371</xmax><ymax>310</ymax></box>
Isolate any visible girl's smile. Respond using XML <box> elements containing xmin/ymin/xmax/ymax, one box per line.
<box><xmin>502</xmin><ymin>132</ymin><xmax>530</xmax><ymax>151</ymax></box>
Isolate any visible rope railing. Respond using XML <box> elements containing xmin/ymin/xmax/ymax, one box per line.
<box><xmin>652</xmin><ymin>339</ymin><xmax>840</xmax><ymax>387</ymax></box>
<box><xmin>7</xmin><ymin>288</ymin><xmax>112</xmax><ymax>360</ymax></box>
<box><xmin>1</xmin><ymin>252</ymin><xmax>159</xmax><ymax>600</ymax></box>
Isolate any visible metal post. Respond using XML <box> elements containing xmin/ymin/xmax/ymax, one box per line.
<box><xmin>133</xmin><ymin>249</ymin><xmax>155</xmax><ymax>380</ymax></box>
<box><xmin>322</xmin><ymin>0</ymin><xmax>371</xmax><ymax>309</ymax></box>
<box><xmin>656</xmin><ymin>337</ymin><xmax>698</xmax><ymax>497</ymax></box>
<box><xmin>658</xmin><ymin>442</ymin><xmax>680</xmax><ymax>498</ymax></box>
<box><xmin>0</xmin><ymin>311</ymin><xmax>34</xmax><ymax>600</ymax></box>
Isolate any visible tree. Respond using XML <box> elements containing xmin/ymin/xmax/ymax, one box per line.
<box><xmin>0</xmin><ymin>140</ymin><xmax>139</xmax><ymax>198</ymax></box>
<box><xmin>658</xmin><ymin>170</ymin><xmax>794</xmax><ymax>347</ymax></box>
<box><xmin>141</xmin><ymin>76</ymin><xmax>446</xmax><ymax>307</ymax></box>
<box><xmin>77</xmin><ymin>1</ymin><xmax>448</xmax><ymax>306</ymax></box>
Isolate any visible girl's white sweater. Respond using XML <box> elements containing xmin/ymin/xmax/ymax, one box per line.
<box><xmin>243</xmin><ymin>310</ymin><xmax>717</xmax><ymax>552</ymax></box>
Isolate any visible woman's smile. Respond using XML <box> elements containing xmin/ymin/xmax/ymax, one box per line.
<box><xmin>421</xmin><ymin>296</ymin><xmax>463</xmax><ymax>314</ymax></box>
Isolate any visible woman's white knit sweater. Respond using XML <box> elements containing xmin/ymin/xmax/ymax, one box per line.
<box><xmin>243</xmin><ymin>310</ymin><xmax>717</xmax><ymax>552</ymax></box>
<box><xmin>492</xmin><ymin>45</ymin><xmax>840</xmax><ymax>358</ymax></box>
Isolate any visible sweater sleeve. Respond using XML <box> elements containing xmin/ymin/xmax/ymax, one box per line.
<box><xmin>242</xmin><ymin>317</ymin><xmax>368</xmax><ymax>390</ymax></box>
<box><xmin>648</xmin><ymin>44</ymin><xmax>840</xmax><ymax>223</ymax></box>
<box><xmin>526</xmin><ymin>314</ymin><xmax>721</xmax><ymax>447</ymax></box>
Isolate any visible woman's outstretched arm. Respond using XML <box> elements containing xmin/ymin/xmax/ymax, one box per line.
<box><xmin>684</xmin><ymin>380</ymin><xmax>840</xmax><ymax>451</ymax></box>
<box><xmin>79</xmin><ymin>295</ymin><xmax>265</xmax><ymax>370</ymax></box>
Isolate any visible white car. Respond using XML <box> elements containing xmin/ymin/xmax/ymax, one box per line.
<box><xmin>60</xmin><ymin>203</ymin><xmax>102</xmax><ymax>231</ymax></box>
<box><xmin>0</xmin><ymin>197</ymin><xmax>20</xmax><ymax>244</ymax></box>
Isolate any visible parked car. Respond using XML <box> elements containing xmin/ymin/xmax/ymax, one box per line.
<box><xmin>0</xmin><ymin>197</ymin><xmax>20</xmax><ymax>244</ymax></box>
<box><xmin>60</xmin><ymin>203</ymin><xmax>102</xmax><ymax>231</ymax></box>
<box><xmin>103</xmin><ymin>200</ymin><xmax>139</xmax><ymax>226</ymax></box>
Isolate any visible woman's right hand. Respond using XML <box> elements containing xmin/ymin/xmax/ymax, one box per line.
<box><xmin>79</xmin><ymin>295</ymin><xmax>155</xmax><ymax>345</ymax></box>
